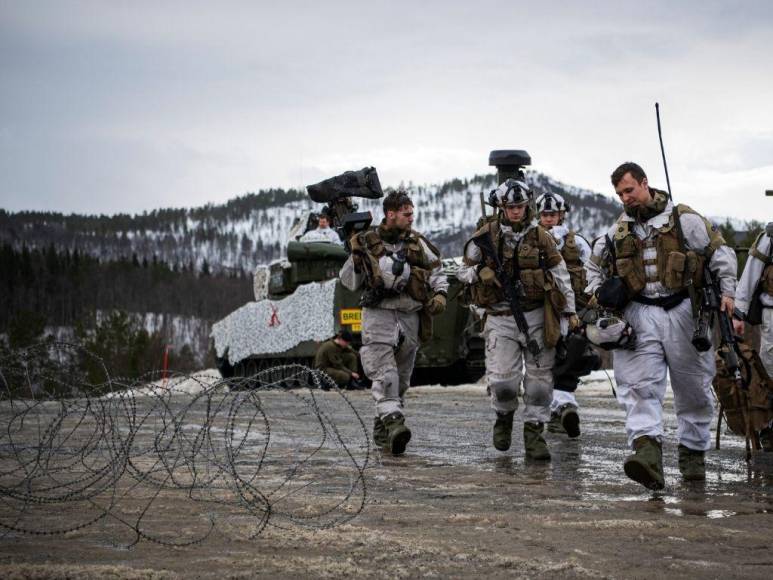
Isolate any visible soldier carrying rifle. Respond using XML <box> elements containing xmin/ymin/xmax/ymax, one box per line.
<box><xmin>457</xmin><ymin>177</ymin><xmax>577</xmax><ymax>461</ymax></box>
<box><xmin>585</xmin><ymin>162</ymin><xmax>737</xmax><ymax>489</ymax></box>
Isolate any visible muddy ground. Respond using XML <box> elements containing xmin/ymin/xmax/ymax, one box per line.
<box><xmin>1</xmin><ymin>378</ymin><xmax>772</xmax><ymax>579</ymax></box>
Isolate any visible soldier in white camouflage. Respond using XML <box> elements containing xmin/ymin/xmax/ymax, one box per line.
<box><xmin>339</xmin><ymin>190</ymin><xmax>448</xmax><ymax>455</ymax></box>
<box><xmin>535</xmin><ymin>192</ymin><xmax>593</xmax><ymax>439</ymax></box>
<box><xmin>457</xmin><ymin>179</ymin><xmax>577</xmax><ymax>461</ymax></box>
<box><xmin>585</xmin><ymin>162</ymin><xmax>737</xmax><ymax>489</ymax></box>
<box><xmin>733</xmin><ymin>223</ymin><xmax>773</xmax><ymax>450</ymax></box>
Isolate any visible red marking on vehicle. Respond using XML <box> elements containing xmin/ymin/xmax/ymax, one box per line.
<box><xmin>269</xmin><ymin>305</ymin><xmax>281</xmax><ymax>327</ymax></box>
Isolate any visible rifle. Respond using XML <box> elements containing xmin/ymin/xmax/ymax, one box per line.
<box><xmin>699</xmin><ymin>263</ymin><xmax>756</xmax><ymax>459</ymax></box>
<box><xmin>471</xmin><ymin>230</ymin><xmax>542</xmax><ymax>363</ymax></box>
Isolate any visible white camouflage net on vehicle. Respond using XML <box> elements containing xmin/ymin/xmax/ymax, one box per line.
<box><xmin>212</xmin><ymin>279</ymin><xmax>337</xmax><ymax>365</ymax></box>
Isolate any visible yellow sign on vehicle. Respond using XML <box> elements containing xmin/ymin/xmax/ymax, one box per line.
<box><xmin>340</xmin><ymin>308</ymin><xmax>362</xmax><ymax>327</ymax></box>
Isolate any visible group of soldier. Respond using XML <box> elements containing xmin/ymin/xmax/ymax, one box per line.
<box><xmin>319</xmin><ymin>161</ymin><xmax>771</xmax><ymax>491</ymax></box>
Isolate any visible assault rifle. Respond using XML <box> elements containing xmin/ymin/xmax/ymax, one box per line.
<box><xmin>471</xmin><ymin>231</ymin><xmax>541</xmax><ymax>363</ymax></box>
<box><xmin>698</xmin><ymin>263</ymin><xmax>755</xmax><ymax>458</ymax></box>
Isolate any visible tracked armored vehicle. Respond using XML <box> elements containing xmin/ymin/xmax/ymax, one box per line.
<box><xmin>212</xmin><ymin>153</ymin><xmax>532</xmax><ymax>386</ymax></box>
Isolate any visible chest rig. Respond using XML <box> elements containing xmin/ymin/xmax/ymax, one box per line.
<box><xmin>350</xmin><ymin>226</ymin><xmax>440</xmax><ymax>303</ymax></box>
<box><xmin>561</xmin><ymin>231</ymin><xmax>588</xmax><ymax>307</ymax></box>
<box><xmin>610</xmin><ymin>204</ymin><xmax>724</xmax><ymax>298</ymax></box>
<box><xmin>465</xmin><ymin>220</ymin><xmax>563</xmax><ymax>311</ymax></box>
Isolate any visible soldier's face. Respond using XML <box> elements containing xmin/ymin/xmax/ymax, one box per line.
<box><xmin>615</xmin><ymin>173</ymin><xmax>651</xmax><ymax>208</ymax></box>
<box><xmin>387</xmin><ymin>204</ymin><xmax>414</xmax><ymax>231</ymax></box>
<box><xmin>504</xmin><ymin>203</ymin><xmax>527</xmax><ymax>223</ymax></box>
<box><xmin>540</xmin><ymin>211</ymin><xmax>559</xmax><ymax>228</ymax></box>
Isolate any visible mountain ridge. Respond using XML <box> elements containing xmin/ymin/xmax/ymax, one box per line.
<box><xmin>0</xmin><ymin>171</ymin><xmax>626</xmax><ymax>272</ymax></box>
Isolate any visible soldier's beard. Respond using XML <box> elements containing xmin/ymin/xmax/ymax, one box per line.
<box><xmin>624</xmin><ymin>189</ymin><xmax>669</xmax><ymax>221</ymax></box>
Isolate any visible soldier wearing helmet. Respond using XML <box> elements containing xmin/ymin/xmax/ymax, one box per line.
<box><xmin>585</xmin><ymin>162</ymin><xmax>737</xmax><ymax>489</ymax></box>
<box><xmin>340</xmin><ymin>189</ymin><xmax>448</xmax><ymax>455</ymax></box>
<box><xmin>536</xmin><ymin>192</ymin><xmax>594</xmax><ymax>439</ymax></box>
<box><xmin>457</xmin><ymin>179</ymin><xmax>577</xmax><ymax>461</ymax></box>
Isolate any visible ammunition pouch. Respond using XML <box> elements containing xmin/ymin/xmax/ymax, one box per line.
<box><xmin>520</xmin><ymin>269</ymin><xmax>546</xmax><ymax>301</ymax></box>
<box><xmin>615</xmin><ymin>257</ymin><xmax>646</xmax><ymax>297</ymax></box>
<box><xmin>660</xmin><ymin>250</ymin><xmax>701</xmax><ymax>290</ymax></box>
<box><xmin>662</xmin><ymin>251</ymin><xmax>686</xmax><ymax>289</ymax></box>
<box><xmin>406</xmin><ymin>267</ymin><xmax>431</xmax><ymax>303</ymax></box>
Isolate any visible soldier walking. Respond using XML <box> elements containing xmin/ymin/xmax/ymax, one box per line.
<box><xmin>586</xmin><ymin>162</ymin><xmax>737</xmax><ymax>489</ymax></box>
<box><xmin>733</xmin><ymin>223</ymin><xmax>773</xmax><ymax>450</ymax></box>
<box><xmin>340</xmin><ymin>190</ymin><xmax>448</xmax><ymax>455</ymax></box>
<box><xmin>536</xmin><ymin>192</ymin><xmax>594</xmax><ymax>438</ymax></box>
<box><xmin>457</xmin><ymin>179</ymin><xmax>577</xmax><ymax>461</ymax></box>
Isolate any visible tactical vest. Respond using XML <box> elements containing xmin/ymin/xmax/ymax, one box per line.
<box><xmin>561</xmin><ymin>231</ymin><xmax>588</xmax><ymax>307</ymax></box>
<box><xmin>464</xmin><ymin>220</ymin><xmax>563</xmax><ymax>311</ymax></box>
<box><xmin>750</xmin><ymin>233</ymin><xmax>773</xmax><ymax>295</ymax></box>
<box><xmin>349</xmin><ymin>227</ymin><xmax>441</xmax><ymax>303</ymax></box>
<box><xmin>611</xmin><ymin>204</ymin><xmax>725</xmax><ymax>298</ymax></box>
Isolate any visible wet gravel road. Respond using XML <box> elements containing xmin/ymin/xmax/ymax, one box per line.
<box><xmin>1</xmin><ymin>378</ymin><xmax>772</xmax><ymax>579</ymax></box>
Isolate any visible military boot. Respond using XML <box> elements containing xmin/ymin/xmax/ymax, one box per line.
<box><xmin>623</xmin><ymin>436</ymin><xmax>665</xmax><ymax>490</ymax></box>
<box><xmin>524</xmin><ymin>422</ymin><xmax>551</xmax><ymax>461</ymax></box>
<box><xmin>382</xmin><ymin>412</ymin><xmax>411</xmax><ymax>455</ymax></box>
<box><xmin>373</xmin><ymin>416</ymin><xmax>388</xmax><ymax>448</ymax></box>
<box><xmin>560</xmin><ymin>404</ymin><xmax>580</xmax><ymax>438</ymax></box>
<box><xmin>547</xmin><ymin>404</ymin><xmax>580</xmax><ymax>438</ymax></box>
<box><xmin>678</xmin><ymin>444</ymin><xmax>706</xmax><ymax>481</ymax></box>
<box><xmin>492</xmin><ymin>411</ymin><xmax>515</xmax><ymax>451</ymax></box>
<box><xmin>547</xmin><ymin>412</ymin><xmax>565</xmax><ymax>435</ymax></box>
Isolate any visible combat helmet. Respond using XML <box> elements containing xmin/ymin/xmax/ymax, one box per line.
<box><xmin>489</xmin><ymin>178</ymin><xmax>532</xmax><ymax>208</ymax></box>
<box><xmin>536</xmin><ymin>192</ymin><xmax>568</xmax><ymax>214</ymax></box>
<box><xmin>586</xmin><ymin>314</ymin><xmax>636</xmax><ymax>351</ymax></box>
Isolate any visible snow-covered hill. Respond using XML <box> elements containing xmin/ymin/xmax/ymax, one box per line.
<box><xmin>0</xmin><ymin>171</ymin><xmax>623</xmax><ymax>272</ymax></box>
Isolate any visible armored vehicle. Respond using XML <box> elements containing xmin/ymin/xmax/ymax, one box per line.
<box><xmin>212</xmin><ymin>153</ymin><xmax>531</xmax><ymax>386</ymax></box>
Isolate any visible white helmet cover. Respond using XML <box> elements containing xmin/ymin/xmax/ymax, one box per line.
<box><xmin>536</xmin><ymin>192</ymin><xmax>567</xmax><ymax>214</ymax></box>
<box><xmin>491</xmin><ymin>178</ymin><xmax>531</xmax><ymax>208</ymax></box>
<box><xmin>586</xmin><ymin>316</ymin><xmax>636</xmax><ymax>351</ymax></box>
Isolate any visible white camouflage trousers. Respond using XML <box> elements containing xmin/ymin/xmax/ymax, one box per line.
<box><xmin>613</xmin><ymin>299</ymin><xmax>715</xmax><ymax>451</ymax></box>
<box><xmin>550</xmin><ymin>390</ymin><xmax>579</xmax><ymax>413</ymax></box>
<box><xmin>483</xmin><ymin>308</ymin><xmax>554</xmax><ymax>423</ymax></box>
<box><xmin>359</xmin><ymin>307</ymin><xmax>419</xmax><ymax>419</ymax></box>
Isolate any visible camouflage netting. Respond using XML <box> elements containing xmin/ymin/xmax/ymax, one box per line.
<box><xmin>212</xmin><ymin>279</ymin><xmax>337</xmax><ymax>365</ymax></box>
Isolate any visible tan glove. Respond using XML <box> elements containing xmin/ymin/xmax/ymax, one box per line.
<box><xmin>567</xmin><ymin>314</ymin><xmax>580</xmax><ymax>332</ymax></box>
<box><xmin>478</xmin><ymin>266</ymin><xmax>500</xmax><ymax>287</ymax></box>
<box><xmin>426</xmin><ymin>293</ymin><xmax>447</xmax><ymax>315</ymax></box>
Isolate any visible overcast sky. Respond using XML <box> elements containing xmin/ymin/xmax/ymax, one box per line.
<box><xmin>1</xmin><ymin>0</ymin><xmax>771</xmax><ymax>220</ymax></box>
